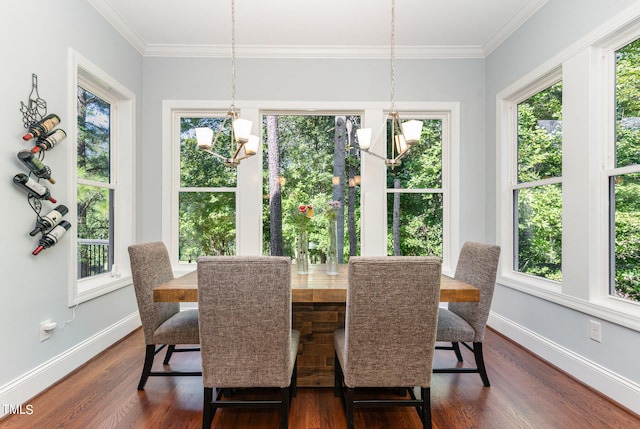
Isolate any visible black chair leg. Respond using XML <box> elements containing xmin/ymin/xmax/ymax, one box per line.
<box><xmin>138</xmin><ymin>344</ymin><xmax>155</xmax><ymax>390</ymax></box>
<box><xmin>422</xmin><ymin>387</ymin><xmax>432</xmax><ymax>429</ymax></box>
<box><xmin>280</xmin><ymin>387</ymin><xmax>290</xmax><ymax>429</ymax></box>
<box><xmin>163</xmin><ymin>345</ymin><xmax>176</xmax><ymax>364</ymax></box>
<box><xmin>202</xmin><ymin>387</ymin><xmax>213</xmax><ymax>429</ymax></box>
<box><xmin>452</xmin><ymin>342</ymin><xmax>463</xmax><ymax>362</ymax></box>
<box><xmin>291</xmin><ymin>362</ymin><xmax>298</xmax><ymax>398</ymax></box>
<box><xmin>473</xmin><ymin>342</ymin><xmax>490</xmax><ymax>387</ymax></box>
<box><xmin>344</xmin><ymin>387</ymin><xmax>355</xmax><ymax>429</ymax></box>
<box><xmin>334</xmin><ymin>353</ymin><xmax>343</xmax><ymax>398</ymax></box>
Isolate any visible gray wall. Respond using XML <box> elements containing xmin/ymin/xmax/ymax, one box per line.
<box><xmin>0</xmin><ymin>0</ymin><xmax>142</xmax><ymax>399</ymax></box>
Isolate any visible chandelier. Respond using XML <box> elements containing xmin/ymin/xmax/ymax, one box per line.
<box><xmin>356</xmin><ymin>0</ymin><xmax>423</xmax><ymax>169</ymax></box>
<box><xmin>195</xmin><ymin>0</ymin><xmax>258</xmax><ymax>167</ymax></box>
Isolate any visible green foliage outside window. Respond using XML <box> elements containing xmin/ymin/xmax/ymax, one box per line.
<box><xmin>516</xmin><ymin>82</ymin><xmax>563</xmax><ymax>281</ymax></box>
<box><xmin>178</xmin><ymin>118</ymin><xmax>237</xmax><ymax>261</ymax></box>
<box><xmin>262</xmin><ymin>115</ymin><xmax>361</xmax><ymax>263</ymax></box>
<box><xmin>387</xmin><ymin>119</ymin><xmax>443</xmax><ymax>257</ymax></box>
<box><xmin>614</xmin><ymin>39</ymin><xmax>640</xmax><ymax>302</ymax></box>
<box><xmin>77</xmin><ymin>86</ymin><xmax>112</xmax><ymax>279</ymax></box>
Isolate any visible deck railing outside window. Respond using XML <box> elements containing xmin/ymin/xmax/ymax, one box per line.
<box><xmin>78</xmin><ymin>238</ymin><xmax>110</xmax><ymax>279</ymax></box>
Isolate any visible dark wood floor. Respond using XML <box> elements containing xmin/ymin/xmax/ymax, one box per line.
<box><xmin>2</xmin><ymin>327</ymin><xmax>638</xmax><ymax>429</ymax></box>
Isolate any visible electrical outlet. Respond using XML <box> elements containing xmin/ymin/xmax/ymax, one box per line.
<box><xmin>40</xmin><ymin>319</ymin><xmax>57</xmax><ymax>342</ymax></box>
<box><xmin>589</xmin><ymin>320</ymin><xmax>602</xmax><ymax>343</ymax></box>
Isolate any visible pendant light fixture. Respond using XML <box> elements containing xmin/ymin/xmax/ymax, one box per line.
<box><xmin>356</xmin><ymin>0</ymin><xmax>423</xmax><ymax>169</ymax></box>
<box><xmin>195</xmin><ymin>0</ymin><xmax>258</xmax><ymax>167</ymax></box>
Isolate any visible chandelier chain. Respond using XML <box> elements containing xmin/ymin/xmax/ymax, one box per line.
<box><xmin>390</xmin><ymin>0</ymin><xmax>396</xmax><ymax>112</ymax></box>
<box><xmin>230</xmin><ymin>0</ymin><xmax>237</xmax><ymax>111</ymax></box>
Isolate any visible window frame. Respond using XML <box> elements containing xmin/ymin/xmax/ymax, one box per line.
<box><xmin>67</xmin><ymin>49</ymin><xmax>135</xmax><ymax>306</ymax></box>
<box><xmin>499</xmin><ymin>69</ymin><xmax>564</xmax><ymax>293</ymax></box>
<box><xmin>163</xmin><ymin>101</ymin><xmax>460</xmax><ymax>273</ymax></box>
<box><xmin>172</xmin><ymin>109</ymin><xmax>238</xmax><ymax>265</ymax></box>
<box><xmin>496</xmin><ymin>22</ymin><xmax>640</xmax><ymax>330</ymax></box>
<box><xmin>385</xmin><ymin>111</ymin><xmax>452</xmax><ymax>266</ymax></box>
<box><xmin>601</xmin><ymin>29</ymin><xmax>640</xmax><ymax>308</ymax></box>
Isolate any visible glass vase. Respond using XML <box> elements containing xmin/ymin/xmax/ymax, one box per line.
<box><xmin>296</xmin><ymin>230</ymin><xmax>309</xmax><ymax>274</ymax></box>
<box><xmin>326</xmin><ymin>219</ymin><xmax>339</xmax><ymax>275</ymax></box>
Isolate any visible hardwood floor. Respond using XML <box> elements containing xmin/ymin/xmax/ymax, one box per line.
<box><xmin>2</xmin><ymin>327</ymin><xmax>638</xmax><ymax>429</ymax></box>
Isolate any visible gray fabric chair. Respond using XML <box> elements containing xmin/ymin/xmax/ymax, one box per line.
<box><xmin>128</xmin><ymin>242</ymin><xmax>200</xmax><ymax>390</ymax></box>
<box><xmin>333</xmin><ymin>256</ymin><xmax>441</xmax><ymax>429</ymax></box>
<box><xmin>197</xmin><ymin>256</ymin><xmax>300</xmax><ymax>429</ymax></box>
<box><xmin>434</xmin><ymin>241</ymin><xmax>501</xmax><ymax>387</ymax></box>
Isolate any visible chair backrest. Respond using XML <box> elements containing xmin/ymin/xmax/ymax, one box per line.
<box><xmin>197</xmin><ymin>256</ymin><xmax>293</xmax><ymax>389</ymax></box>
<box><xmin>343</xmin><ymin>256</ymin><xmax>441</xmax><ymax>388</ymax></box>
<box><xmin>449</xmin><ymin>242</ymin><xmax>501</xmax><ymax>342</ymax></box>
<box><xmin>128</xmin><ymin>242</ymin><xmax>180</xmax><ymax>345</ymax></box>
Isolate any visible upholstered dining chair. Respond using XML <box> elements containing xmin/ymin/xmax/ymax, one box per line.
<box><xmin>334</xmin><ymin>256</ymin><xmax>441</xmax><ymax>429</ymax></box>
<box><xmin>434</xmin><ymin>241</ymin><xmax>501</xmax><ymax>387</ymax></box>
<box><xmin>128</xmin><ymin>242</ymin><xmax>200</xmax><ymax>390</ymax></box>
<box><xmin>197</xmin><ymin>256</ymin><xmax>300</xmax><ymax>429</ymax></box>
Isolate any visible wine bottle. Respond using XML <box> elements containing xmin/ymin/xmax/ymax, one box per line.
<box><xmin>22</xmin><ymin>114</ymin><xmax>61</xmax><ymax>141</ymax></box>
<box><xmin>32</xmin><ymin>220</ymin><xmax>71</xmax><ymax>255</ymax></box>
<box><xmin>12</xmin><ymin>173</ymin><xmax>57</xmax><ymax>203</ymax></box>
<box><xmin>31</xmin><ymin>129</ymin><xmax>66</xmax><ymax>153</ymax></box>
<box><xmin>17</xmin><ymin>150</ymin><xmax>56</xmax><ymax>183</ymax></box>
<box><xmin>29</xmin><ymin>204</ymin><xmax>68</xmax><ymax>236</ymax></box>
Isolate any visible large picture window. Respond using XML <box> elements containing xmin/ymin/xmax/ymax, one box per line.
<box><xmin>164</xmin><ymin>102</ymin><xmax>458</xmax><ymax>272</ymax></box>
<box><xmin>261</xmin><ymin>114</ymin><xmax>361</xmax><ymax>263</ymax></box>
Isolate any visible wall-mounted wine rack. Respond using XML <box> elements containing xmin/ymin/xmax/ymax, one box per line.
<box><xmin>14</xmin><ymin>73</ymin><xmax>71</xmax><ymax>255</ymax></box>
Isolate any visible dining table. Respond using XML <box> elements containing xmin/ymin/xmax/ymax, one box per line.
<box><xmin>153</xmin><ymin>263</ymin><xmax>479</xmax><ymax>387</ymax></box>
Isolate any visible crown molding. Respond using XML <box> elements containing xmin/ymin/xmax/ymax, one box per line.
<box><xmin>482</xmin><ymin>0</ymin><xmax>549</xmax><ymax>56</ymax></box>
<box><xmin>89</xmin><ymin>0</ymin><xmax>146</xmax><ymax>55</ymax></box>
<box><xmin>143</xmin><ymin>44</ymin><xmax>486</xmax><ymax>59</ymax></box>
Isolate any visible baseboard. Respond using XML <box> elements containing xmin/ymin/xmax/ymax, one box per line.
<box><xmin>0</xmin><ymin>312</ymin><xmax>141</xmax><ymax>418</ymax></box>
<box><xmin>488</xmin><ymin>312</ymin><xmax>640</xmax><ymax>415</ymax></box>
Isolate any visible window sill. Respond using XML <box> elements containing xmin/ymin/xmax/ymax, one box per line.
<box><xmin>72</xmin><ymin>274</ymin><xmax>132</xmax><ymax>306</ymax></box>
<box><xmin>498</xmin><ymin>274</ymin><xmax>640</xmax><ymax>332</ymax></box>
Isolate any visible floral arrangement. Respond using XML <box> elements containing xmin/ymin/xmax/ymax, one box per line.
<box><xmin>326</xmin><ymin>200</ymin><xmax>341</xmax><ymax>221</ymax></box>
<box><xmin>292</xmin><ymin>204</ymin><xmax>314</xmax><ymax>232</ymax></box>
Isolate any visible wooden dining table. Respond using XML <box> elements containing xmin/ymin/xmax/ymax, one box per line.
<box><xmin>153</xmin><ymin>263</ymin><xmax>479</xmax><ymax>303</ymax></box>
<box><xmin>153</xmin><ymin>263</ymin><xmax>479</xmax><ymax>387</ymax></box>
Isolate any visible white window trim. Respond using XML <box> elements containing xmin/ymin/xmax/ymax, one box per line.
<box><xmin>385</xmin><ymin>111</ymin><xmax>455</xmax><ymax>273</ymax></box>
<box><xmin>497</xmin><ymin>68</ymin><xmax>563</xmax><ymax>294</ymax></box>
<box><xmin>67</xmin><ymin>48</ymin><xmax>135</xmax><ymax>306</ymax></box>
<box><xmin>161</xmin><ymin>102</ymin><xmax>241</xmax><ymax>275</ymax></box>
<box><xmin>162</xmin><ymin>100</ymin><xmax>460</xmax><ymax>274</ymax></box>
<box><xmin>495</xmin><ymin>11</ymin><xmax>640</xmax><ymax>331</ymax></box>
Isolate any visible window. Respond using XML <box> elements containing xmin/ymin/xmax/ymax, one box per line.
<box><xmin>514</xmin><ymin>81</ymin><xmax>563</xmax><ymax>282</ymax></box>
<box><xmin>387</xmin><ymin>115</ymin><xmax>446</xmax><ymax>258</ymax></box>
<box><xmin>178</xmin><ymin>116</ymin><xmax>236</xmax><ymax>262</ymax></box>
<box><xmin>70</xmin><ymin>50</ymin><xmax>134</xmax><ymax>305</ymax></box>
<box><xmin>76</xmin><ymin>85</ymin><xmax>113</xmax><ymax>278</ymax></box>
<box><xmin>261</xmin><ymin>114</ymin><xmax>361</xmax><ymax>263</ymax></box>
<box><xmin>610</xmin><ymin>38</ymin><xmax>640</xmax><ymax>303</ymax></box>
<box><xmin>163</xmin><ymin>101</ymin><xmax>458</xmax><ymax>271</ymax></box>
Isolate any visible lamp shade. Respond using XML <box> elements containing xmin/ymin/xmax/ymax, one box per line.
<box><xmin>401</xmin><ymin>119</ymin><xmax>423</xmax><ymax>144</ymax></box>
<box><xmin>232</xmin><ymin>118</ymin><xmax>253</xmax><ymax>143</ymax></box>
<box><xmin>356</xmin><ymin>128</ymin><xmax>372</xmax><ymax>150</ymax></box>
<box><xmin>195</xmin><ymin>127</ymin><xmax>214</xmax><ymax>150</ymax></box>
<box><xmin>395</xmin><ymin>134</ymin><xmax>408</xmax><ymax>154</ymax></box>
<box><xmin>244</xmin><ymin>134</ymin><xmax>260</xmax><ymax>155</ymax></box>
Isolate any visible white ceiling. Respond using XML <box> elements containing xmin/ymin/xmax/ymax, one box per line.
<box><xmin>88</xmin><ymin>0</ymin><xmax>548</xmax><ymax>58</ymax></box>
